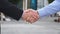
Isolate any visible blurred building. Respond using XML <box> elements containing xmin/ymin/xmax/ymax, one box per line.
<box><xmin>0</xmin><ymin>0</ymin><xmax>49</xmax><ymax>21</ymax></box>
<box><xmin>23</xmin><ymin>0</ymin><xmax>48</xmax><ymax>10</ymax></box>
<box><xmin>1</xmin><ymin>0</ymin><xmax>59</xmax><ymax>21</ymax></box>
<box><xmin>8</xmin><ymin>0</ymin><xmax>48</xmax><ymax>10</ymax></box>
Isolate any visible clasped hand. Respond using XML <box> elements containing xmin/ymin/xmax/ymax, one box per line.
<box><xmin>22</xmin><ymin>9</ymin><xmax>39</xmax><ymax>23</ymax></box>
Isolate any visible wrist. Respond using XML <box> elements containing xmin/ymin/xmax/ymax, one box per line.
<box><xmin>36</xmin><ymin>10</ymin><xmax>39</xmax><ymax>17</ymax></box>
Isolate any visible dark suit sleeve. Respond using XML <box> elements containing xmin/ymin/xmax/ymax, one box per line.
<box><xmin>0</xmin><ymin>0</ymin><xmax>23</xmax><ymax>20</ymax></box>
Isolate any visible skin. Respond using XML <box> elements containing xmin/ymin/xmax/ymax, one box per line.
<box><xmin>22</xmin><ymin>9</ymin><xmax>39</xmax><ymax>23</ymax></box>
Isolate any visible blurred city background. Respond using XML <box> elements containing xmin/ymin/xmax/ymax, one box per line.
<box><xmin>1</xmin><ymin>0</ymin><xmax>60</xmax><ymax>34</ymax></box>
<box><xmin>1</xmin><ymin>0</ymin><xmax>60</xmax><ymax>22</ymax></box>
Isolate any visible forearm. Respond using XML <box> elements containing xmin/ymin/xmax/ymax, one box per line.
<box><xmin>37</xmin><ymin>1</ymin><xmax>60</xmax><ymax>18</ymax></box>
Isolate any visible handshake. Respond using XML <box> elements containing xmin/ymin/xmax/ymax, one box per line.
<box><xmin>22</xmin><ymin>9</ymin><xmax>39</xmax><ymax>23</ymax></box>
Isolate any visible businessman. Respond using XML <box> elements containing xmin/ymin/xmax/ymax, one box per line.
<box><xmin>0</xmin><ymin>0</ymin><xmax>39</xmax><ymax>23</ymax></box>
<box><xmin>22</xmin><ymin>0</ymin><xmax>60</xmax><ymax>23</ymax></box>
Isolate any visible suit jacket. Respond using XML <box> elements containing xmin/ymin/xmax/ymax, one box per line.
<box><xmin>0</xmin><ymin>0</ymin><xmax>23</xmax><ymax>20</ymax></box>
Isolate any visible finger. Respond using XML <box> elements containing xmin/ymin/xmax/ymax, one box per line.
<box><xmin>24</xmin><ymin>10</ymin><xmax>31</xmax><ymax>13</ymax></box>
<box><xmin>22</xmin><ymin>13</ymin><xmax>29</xmax><ymax>20</ymax></box>
<box><xmin>28</xmin><ymin>17</ymin><xmax>36</xmax><ymax>23</ymax></box>
<box><xmin>26</xmin><ymin>16</ymin><xmax>34</xmax><ymax>23</ymax></box>
<box><xmin>26</xmin><ymin>16</ymin><xmax>31</xmax><ymax>22</ymax></box>
<box><xmin>29</xmin><ymin>18</ymin><xmax>34</xmax><ymax>23</ymax></box>
<box><xmin>25</xmin><ymin>14</ymin><xmax>37</xmax><ymax>23</ymax></box>
<box><xmin>31</xmin><ymin>12</ymin><xmax>39</xmax><ymax>20</ymax></box>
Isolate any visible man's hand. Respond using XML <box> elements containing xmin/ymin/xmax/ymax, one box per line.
<box><xmin>22</xmin><ymin>9</ymin><xmax>39</xmax><ymax>23</ymax></box>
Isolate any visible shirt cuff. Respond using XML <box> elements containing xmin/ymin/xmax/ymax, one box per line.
<box><xmin>37</xmin><ymin>8</ymin><xmax>47</xmax><ymax>18</ymax></box>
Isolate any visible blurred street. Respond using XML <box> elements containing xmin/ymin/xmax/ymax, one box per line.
<box><xmin>1</xmin><ymin>17</ymin><xmax>60</xmax><ymax>34</ymax></box>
